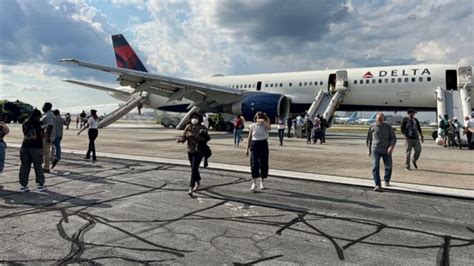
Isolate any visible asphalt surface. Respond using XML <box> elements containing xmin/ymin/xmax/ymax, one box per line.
<box><xmin>1</xmin><ymin>150</ymin><xmax>473</xmax><ymax>265</ymax></box>
<box><xmin>5</xmin><ymin>124</ymin><xmax>474</xmax><ymax>190</ymax></box>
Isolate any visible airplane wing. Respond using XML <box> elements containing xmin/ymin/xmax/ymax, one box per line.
<box><xmin>63</xmin><ymin>79</ymin><xmax>133</xmax><ymax>97</ymax></box>
<box><xmin>60</xmin><ymin>59</ymin><xmax>242</xmax><ymax>110</ymax></box>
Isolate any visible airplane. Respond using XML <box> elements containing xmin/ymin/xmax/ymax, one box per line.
<box><xmin>61</xmin><ymin>34</ymin><xmax>473</xmax><ymax>131</ymax></box>
<box><xmin>334</xmin><ymin>112</ymin><xmax>358</xmax><ymax>124</ymax></box>
<box><xmin>356</xmin><ymin>113</ymin><xmax>377</xmax><ymax>125</ymax></box>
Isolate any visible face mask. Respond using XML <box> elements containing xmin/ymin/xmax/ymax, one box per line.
<box><xmin>191</xmin><ymin>118</ymin><xmax>199</xmax><ymax>125</ymax></box>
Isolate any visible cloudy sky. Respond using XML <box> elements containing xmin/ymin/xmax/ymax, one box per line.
<box><xmin>1</xmin><ymin>0</ymin><xmax>473</xmax><ymax>114</ymax></box>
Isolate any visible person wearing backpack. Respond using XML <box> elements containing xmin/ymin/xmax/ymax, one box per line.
<box><xmin>438</xmin><ymin>114</ymin><xmax>449</xmax><ymax>147</ymax></box>
<box><xmin>19</xmin><ymin>109</ymin><xmax>47</xmax><ymax>192</ymax></box>
<box><xmin>233</xmin><ymin>115</ymin><xmax>244</xmax><ymax>147</ymax></box>
<box><xmin>401</xmin><ymin>109</ymin><xmax>424</xmax><ymax>170</ymax></box>
<box><xmin>312</xmin><ymin>114</ymin><xmax>323</xmax><ymax>144</ymax></box>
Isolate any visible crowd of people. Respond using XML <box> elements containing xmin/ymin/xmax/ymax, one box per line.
<box><xmin>1</xmin><ymin>104</ymin><xmax>473</xmax><ymax>195</ymax></box>
<box><xmin>0</xmin><ymin>103</ymin><xmax>100</xmax><ymax>192</ymax></box>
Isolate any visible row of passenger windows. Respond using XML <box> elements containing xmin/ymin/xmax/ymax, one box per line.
<box><xmin>221</xmin><ymin>76</ymin><xmax>432</xmax><ymax>89</ymax></box>
<box><xmin>354</xmin><ymin>77</ymin><xmax>432</xmax><ymax>84</ymax></box>
<box><xmin>223</xmin><ymin>81</ymin><xmax>325</xmax><ymax>89</ymax></box>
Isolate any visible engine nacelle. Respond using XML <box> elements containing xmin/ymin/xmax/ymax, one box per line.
<box><xmin>223</xmin><ymin>92</ymin><xmax>290</xmax><ymax>122</ymax></box>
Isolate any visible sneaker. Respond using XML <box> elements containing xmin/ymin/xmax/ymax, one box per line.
<box><xmin>51</xmin><ymin>159</ymin><xmax>59</xmax><ymax>169</ymax></box>
<box><xmin>204</xmin><ymin>161</ymin><xmax>208</xmax><ymax>168</ymax></box>
<box><xmin>193</xmin><ymin>182</ymin><xmax>200</xmax><ymax>192</ymax></box>
<box><xmin>405</xmin><ymin>166</ymin><xmax>410</xmax><ymax>171</ymax></box>
<box><xmin>259</xmin><ymin>180</ymin><xmax>265</xmax><ymax>190</ymax></box>
<box><xmin>19</xmin><ymin>186</ymin><xmax>30</xmax><ymax>192</ymax></box>
<box><xmin>187</xmin><ymin>188</ymin><xmax>193</xmax><ymax>197</ymax></box>
<box><xmin>412</xmin><ymin>160</ymin><xmax>418</xmax><ymax>169</ymax></box>
<box><xmin>384</xmin><ymin>181</ymin><xmax>390</xmax><ymax>187</ymax></box>
<box><xmin>250</xmin><ymin>182</ymin><xmax>256</xmax><ymax>192</ymax></box>
<box><xmin>373</xmin><ymin>186</ymin><xmax>382</xmax><ymax>192</ymax></box>
<box><xmin>37</xmin><ymin>184</ymin><xmax>47</xmax><ymax>192</ymax></box>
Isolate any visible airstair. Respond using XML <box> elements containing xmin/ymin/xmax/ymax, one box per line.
<box><xmin>307</xmin><ymin>70</ymin><xmax>348</xmax><ymax>124</ymax></box>
<box><xmin>435</xmin><ymin>66</ymin><xmax>472</xmax><ymax>144</ymax></box>
<box><xmin>98</xmin><ymin>93</ymin><xmax>148</xmax><ymax>128</ymax></box>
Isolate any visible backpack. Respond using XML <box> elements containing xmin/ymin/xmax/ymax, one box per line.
<box><xmin>406</xmin><ymin>119</ymin><xmax>419</xmax><ymax>139</ymax></box>
<box><xmin>234</xmin><ymin>118</ymin><xmax>243</xmax><ymax>129</ymax></box>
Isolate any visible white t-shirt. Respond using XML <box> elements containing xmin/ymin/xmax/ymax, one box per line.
<box><xmin>250</xmin><ymin>122</ymin><xmax>269</xmax><ymax>141</ymax></box>
<box><xmin>277</xmin><ymin>118</ymin><xmax>285</xmax><ymax>129</ymax></box>
<box><xmin>466</xmin><ymin>118</ymin><xmax>474</xmax><ymax>129</ymax></box>
<box><xmin>88</xmin><ymin>117</ymin><xmax>99</xmax><ymax>129</ymax></box>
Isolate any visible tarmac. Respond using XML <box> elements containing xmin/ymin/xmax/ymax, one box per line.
<box><xmin>1</xmin><ymin>123</ymin><xmax>473</xmax><ymax>264</ymax></box>
<box><xmin>1</xmin><ymin>151</ymin><xmax>473</xmax><ymax>264</ymax></box>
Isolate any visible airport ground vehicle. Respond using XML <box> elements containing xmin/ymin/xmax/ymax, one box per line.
<box><xmin>0</xmin><ymin>100</ymin><xmax>33</xmax><ymax>123</ymax></box>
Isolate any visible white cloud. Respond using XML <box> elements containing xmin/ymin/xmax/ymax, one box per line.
<box><xmin>413</xmin><ymin>40</ymin><xmax>455</xmax><ymax>63</ymax></box>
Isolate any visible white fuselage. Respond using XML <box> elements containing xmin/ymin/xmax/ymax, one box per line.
<box><xmin>114</xmin><ymin>64</ymin><xmax>467</xmax><ymax>113</ymax></box>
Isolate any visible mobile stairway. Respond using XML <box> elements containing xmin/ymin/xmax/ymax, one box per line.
<box><xmin>98</xmin><ymin>93</ymin><xmax>148</xmax><ymax>128</ymax></box>
<box><xmin>307</xmin><ymin>70</ymin><xmax>348</xmax><ymax>124</ymax></box>
<box><xmin>435</xmin><ymin>66</ymin><xmax>472</xmax><ymax>145</ymax></box>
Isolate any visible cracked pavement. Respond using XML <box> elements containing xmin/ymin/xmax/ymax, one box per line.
<box><xmin>0</xmin><ymin>149</ymin><xmax>473</xmax><ymax>265</ymax></box>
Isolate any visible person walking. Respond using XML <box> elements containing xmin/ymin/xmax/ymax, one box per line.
<box><xmin>177</xmin><ymin>113</ymin><xmax>210</xmax><ymax>196</ymax></box>
<box><xmin>246</xmin><ymin>112</ymin><xmax>271</xmax><ymax>192</ymax></box>
<box><xmin>51</xmin><ymin>110</ymin><xmax>65</xmax><ymax>169</ymax></box>
<box><xmin>233</xmin><ymin>115</ymin><xmax>244</xmax><ymax>147</ymax></box>
<box><xmin>305</xmin><ymin>118</ymin><xmax>313</xmax><ymax>144</ymax></box>
<box><xmin>295</xmin><ymin>115</ymin><xmax>304</xmax><ymax>138</ymax></box>
<box><xmin>464</xmin><ymin>114</ymin><xmax>474</xmax><ymax>149</ymax></box>
<box><xmin>447</xmin><ymin>119</ymin><xmax>456</xmax><ymax>149</ymax></box>
<box><xmin>65</xmin><ymin>113</ymin><xmax>71</xmax><ymax>130</ymax></box>
<box><xmin>439</xmin><ymin>114</ymin><xmax>449</xmax><ymax>147</ymax></box>
<box><xmin>41</xmin><ymin>102</ymin><xmax>55</xmax><ymax>173</ymax></box>
<box><xmin>78</xmin><ymin>109</ymin><xmax>99</xmax><ymax>162</ymax></box>
<box><xmin>276</xmin><ymin>115</ymin><xmax>285</xmax><ymax>146</ymax></box>
<box><xmin>287</xmin><ymin>117</ymin><xmax>293</xmax><ymax>138</ymax></box>
<box><xmin>312</xmin><ymin>115</ymin><xmax>323</xmax><ymax>144</ymax></box>
<box><xmin>0</xmin><ymin>116</ymin><xmax>10</xmax><ymax>175</ymax></box>
<box><xmin>79</xmin><ymin>110</ymin><xmax>87</xmax><ymax>129</ymax></box>
<box><xmin>367</xmin><ymin>113</ymin><xmax>396</xmax><ymax>192</ymax></box>
<box><xmin>452</xmin><ymin>117</ymin><xmax>462</xmax><ymax>149</ymax></box>
<box><xmin>400</xmin><ymin>109</ymin><xmax>423</xmax><ymax>170</ymax></box>
<box><xmin>321</xmin><ymin>116</ymin><xmax>329</xmax><ymax>143</ymax></box>
<box><xmin>19</xmin><ymin>109</ymin><xmax>47</xmax><ymax>192</ymax></box>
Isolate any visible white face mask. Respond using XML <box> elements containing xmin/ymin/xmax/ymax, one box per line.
<box><xmin>191</xmin><ymin>118</ymin><xmax>199</xmax><ymax>125</ymax></box>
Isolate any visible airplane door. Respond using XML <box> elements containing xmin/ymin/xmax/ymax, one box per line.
<box><xmin>446</xmin><ymin>69</ymin><xmax>457</xmax><ymax>90</ymax></box>
<box><xmin>256</xmin><ymin>81</ymin><xmax>262</xmax><ymax>91</ymax></box>
<box><xmin>335</xmin><ymin>70</ymin><xmax>348</xmax><ymax>91</ymax></box>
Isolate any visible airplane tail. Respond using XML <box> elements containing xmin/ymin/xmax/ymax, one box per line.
<box><xmin>112</xmin><ymin>34</ymin><xmax>148</xmax><ymax>72</ymax></box>
<box><xmin>349</xmin><ymin>112</ymin><xmax>357</xmax><ymax>120</ymax></box>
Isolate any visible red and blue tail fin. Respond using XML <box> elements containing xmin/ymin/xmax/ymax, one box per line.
<box><xmin>112</xmin><ymin>34</ymin><xmax>148</xmax><ymax>72</ymax></box>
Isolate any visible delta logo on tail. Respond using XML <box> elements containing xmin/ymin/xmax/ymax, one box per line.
<box><xmin>363</xmin><ymin>71</ymin><xmax>374</xmax><ymax>78</ymax></box>
<box><xmin>112</xmin><ymin>34</ymin><xmax>148</xmax><ymax>72</ymax></box>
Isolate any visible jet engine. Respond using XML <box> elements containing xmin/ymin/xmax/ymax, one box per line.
<box><xmin>223</xmin><ymin>92</ymin><xmax>290</xmax><ymax>122</ymax></box>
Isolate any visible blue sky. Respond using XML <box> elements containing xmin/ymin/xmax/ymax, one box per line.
<box><xmin>0</xmin><ymin>0</ymin><xmax>473</xmax><ymax>115</ymax></box>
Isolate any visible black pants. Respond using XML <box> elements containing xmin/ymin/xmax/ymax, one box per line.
<box><xmin>467</xmin><ymin>131</ymin><xmax>473</xmax><ymax>149</ymax></box>
<box><xmin>86</xmin><ymin>129</ymin><xmax>98</xmax><ymax>160</ymax></box>
<box><xmin>287</xmin><ymin>125</ymin><xmax>292</xmax><ymax>137</ymax></box>
<box><xmin>188</xmin><ymin>152</ymin><xmax>203</xmax><ymax>188</ymax></box>
<box><xmin>250</xmin><ymin>140</ymin><xmax>269</xmax><ymax>179</ymax></box>
<box><xmin>322</xmin><ymin>128</ymin><xmax>326</xmax><ymax>143</ymax></box>
<box><xmin>19</xmin><ymin>148</ymin><xmax>45</xmax><ymax>186</ymax></box>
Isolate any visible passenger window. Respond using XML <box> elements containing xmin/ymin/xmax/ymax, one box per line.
<box><xmin>366</xmin><ymin>79</ymin><xmax>370</xmax><ymax>84</ymax></box>
<box><xmin>289</xmin><ymin>82</ymin><xmax>292</xmax><ymax>87</ymax></box>
<box><xmin>411</xmin><ymin>77</ymin><xmax>416</xmax><ymax>82</ymax></box>
<box><xmin>265</xmin><ymin>84</ymin><xmax>268</xmax><ymax>88</ymax></box>
<box><xmin>405</xmin><ymin>78</ymin><xmax>409</xmax><ymax>82</ymax></box>
<box><xmin>378</xmin><ymin>79</ymin><xmax>382</xmax><ymax>83</ymax></box>
<box><xmin>309</xmin><ymin>82</ymin><xmax>312</xmax><ymax>86</ymax></box>
<box><xmin>419</xmin><ymin>77</ymin><xmax>423</xmax><ymax>82</ymax></box>
<box><xmin>385</xmin><ymin>79</ymin><xmax>388</xmax><ymax>83</ymax></box>
<box><xmin>320</xmin><ymin>81</ymin><xmax>323</xmax><ymax>85</ymax></box>
<box><xmin>280</xmin><ymin>83</ymin><xmax>283</xmax><ymax>87</ymax></box>
<box><xmin>391</xmin><ymin>78</ymin><xmax>395</xmax><ymax>83</ymax></box>
<box><xmin>270</xmin><ymin>84</ymin><xmax>273</xmax><ymax>87</ymax></box>
<box><xmin>372</xmin><ymin>79</ymin><xmax>376</xmax><ymax>84</ymax></box>
<box><xmin>354</xmin><ymin>80</ymin><xmax>357</xmax><ymax>84</ymax></box>
<box><xmin>299</xmin><ymin>82</ymin><xmax>302</xmax><ymax>86</ymax></box>
<box><xmin>398</xmin><ymin>78</ymin><xmax>402</xmax><ymax>83</ymax></box>
<box><xmin>315</xmin><ymin>81</ymin><xmax>318</xmax><ymax>85</ymax></box>
<box><xmin>360</xmin><ymin>80</ymin><xmax>364</xmax><ymax>84</ymax></box>
<box><xmin>427</xmin><ymin>77</ymin><xmax>432</xmax><ymax>82</ymax></box>
<box><xmin>304</xmin><ymin>82</ymin><xmax>307</xmax><ymax>86</ymax></box>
